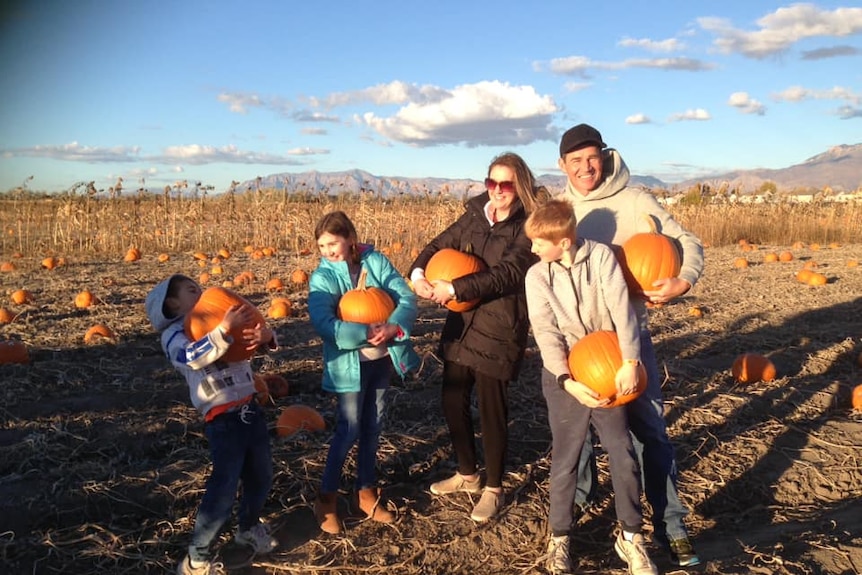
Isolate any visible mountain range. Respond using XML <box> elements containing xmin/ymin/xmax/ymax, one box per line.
<box><xmin>240</xmin><ymin>143</ymin><xmax>862</xmax><ymax>198</ymax></box>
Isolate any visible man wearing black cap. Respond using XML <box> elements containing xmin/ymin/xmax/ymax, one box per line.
<box><xmin>555</xmin><ymin>123</ymin><xmax>704</xmax><ymax>567</ymax></box>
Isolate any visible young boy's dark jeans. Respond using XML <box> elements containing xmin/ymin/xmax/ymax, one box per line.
<box><xmin>189</xmin><ymin>401</ymin><xmax>272</xmax><ymax>562</ymax></box>
<box><xmin>541</xmin><ymin>367</ymin><xmax>644</xmax><ymax>536</ymax></box>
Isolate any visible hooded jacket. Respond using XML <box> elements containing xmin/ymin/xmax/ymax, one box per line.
<box><xmin>411</xmin><ymin>191</ymin><xmax>536</xmax><ymax>381</ymax></box>
<box><xmin>525</xmin><ymin>238</ymin><xmax>640</xmax><ymax>382</ymax></box>
<box><xmin>308</xmin><ymin>244</ymin><xmax>420</xmax><ymax>393</ymax></box>
<box><xmin>557</xmin><ymin>149</ymin><xmax>704</xmax><ymax>327</ymax></box>
<box><xmin>145</xmin><ymin>275</ymin><xmax>257</xmax><ymax>418</ymax></box>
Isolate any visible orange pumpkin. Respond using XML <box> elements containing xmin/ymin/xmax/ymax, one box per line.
<box><xmin>796</xmin><ymin>268</ymin><xmax>814</xmax><ymax>283</ymax></box>
<box><xmin>731</xmin><ymin>353</ymin><xmax>776</xmax><ymax>383</ymax></box>
<box><xmin>337</xmin><ymin>269</ymin><xmax>395</xmax><ymax>324</ymax></box>
<box><xmin>218</xmin><ymin>248</ymin><xmax>231</xmax><ymax>259</ymax></box>
<box><xmin>276</xmin><ymin>404</ymin><xmax>325</xmax><ymax>437</ymax></box>
<box><xmin>260</xmin><ymin>373</ymin><xmax>289</xmax><ymax>399</ymax></box>
<box><xmin>0</xmin><ymin>307</ymin><xmax>16</xmax><ymax>323</ymax></box>
<box><xmin>124</xmin><ymin>247</ymin><xmax>141</xmax><ymax>262</ymax></box>
<box><xmin>0</xmin><ymin>340</ymin><xmax>29</xmax><ymax>364</ymax></box>
<box><xmin>268</xmin><ymin>300</ymin><xmax>291</xmax><ymax>319</ymax></box>
<box><xmin>806</xmin><ymin>272</ymin><xmax>827</xmax><ymax>286</ymax></box>
<box><xmin>253</xmin><ymin>374</ymin><xmax>271</xmax><ymax>406</ymax></box>
<box><xmin>763</xmin><ymin>252</ymin><xmax>779</xmax><ymax>263</ymax></box>
<box><xmin>184</xmin><ymin>287</ymin><xmax>265</xmax><ymax>362</ymax></box>
<box><xmin>0</xmin><ymin>262</ymin><xmax>16</xmax><ymax>272</ymax></box>
<box><xmin>778</xmin><ymin>251</ymin><xmax>794</xmax><ymax>262</ymax></box>
<box><xmin>74</xmin><ymin>290</ymin><xmax>95</xmax><ymax>308</ymax></box>
<box><xmin>853</xmin><ymin>384</ymin><xmax>862</xmax><ymax>411</ymax></box>
<box><xmin>41</xmin><ymin>257</ymin><xmax>58</xmax><ymax>270</ymax></box>
<box><xmin>733</xmin><ymin>257</ymin><xmax>749</xmax><ymax>269</ymax></box>
<box><xmin>424</xmin><ymin>248</ymin><xmax>487</xmax><ymax>312</ymax></box>
<box><xmin>265</xmin><ymin>278</ymin><xmax>285</xmax><ymax>292</ymax></box>
<box><xmin>291</xmin><ymin>269</ymin><xmax>309</xmax><ymax>284</ymax></box>
<box><xmin>10</xmin><ymin>289</ymin><xmax>33</xmax><ymax>305</ymax></box>
<box><xmin>84</xmin><ymin>324</ymin><xmax>115</xmax><ymax>344</ymax></box>
<box><xmin>617</xmin><ymin>216</ymin><xmax>681</xmax><ymax>296</ymax></box>
<box><xmin>567</xmin><ymin>331</ymin><xmax>647</xmax><ymax>408</ymax></box>
<box><xmin>158</xmin><ymin>253</ymin><xmax>170</xmax><ymax>263</ymax></box>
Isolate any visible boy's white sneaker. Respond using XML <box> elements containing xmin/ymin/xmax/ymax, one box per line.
<box><xmin>545</xmin><ymin>535</ymin><xmax>573</xmax><ymax>574</ymax></box>
<box><xmin>176</xmin><ymin>555</ymin><xmax>226</xmax><ymax>575</ymax></box>
<box><xmin>614</xmin><ymin>532</ymin><xmax>658</xmax><ymax>575</ymax></box>
<box><xmin>234</xmin><ymin>522</ymin><xmax>278</xmax><ymax>554</ymax></box>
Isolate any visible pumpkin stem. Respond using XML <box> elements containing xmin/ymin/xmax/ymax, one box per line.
<box><xmin>356</xmin><ymin>268</ymin><xmax>368</xmax><ymax>291</ymax></box>
<box><xmin>464</xmin><ymin>243</ymin><xmax>474</xmax><ymax>254</ymax></box>
<box><xmin>640</xmin><ymin>213</ymin><xmax>658</xmax><ymax>234</ymax></box>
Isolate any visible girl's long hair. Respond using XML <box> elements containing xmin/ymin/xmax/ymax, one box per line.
<box><xmin>313</xmin><ymin>210</ymin><xmax>361</xmax><ymax>265</ymax></box>
<box><xmin>488</xmin><ymin>152</ymin><xmax>549</xmax><ymax>214</ymax></box>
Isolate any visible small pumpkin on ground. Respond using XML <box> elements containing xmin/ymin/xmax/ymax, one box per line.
<box><xmin>731</xmin><ymin>353</ymin><xmax>776</xmax><ymax>383</ymax></box>
<box><xmin>276</xmin><ymin>405</ymin><xmax>325</xmax><ymax>437</ymax></box>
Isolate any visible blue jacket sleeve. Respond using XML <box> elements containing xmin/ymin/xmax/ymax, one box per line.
<box><xmin>308</xmin><ymin>269</ymin><xmax>370</xmax><ymax>350</ymax></box>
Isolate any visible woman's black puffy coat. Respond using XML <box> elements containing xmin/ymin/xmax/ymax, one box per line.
<box><xmin>411</xmin><ymin>192</ymin><xmax>536</xmax><ymax>381</ymax></box>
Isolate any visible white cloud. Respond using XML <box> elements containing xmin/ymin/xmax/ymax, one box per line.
<box><xmin>618</xmin><ymin>37</ymin><xmax>685</xmax><ymax>52</ymax></box>
<box><xmin>728</xmin><ymin>91</ymin><xmax>766</xmax><ymax>115</ymax></box>
<box><xmin>286</xmin><ymin>147</ymin><xmax>329</xmax><ymax>156</ymax></box>
<box><xmin>159</xmin><ymin>144</ymin><xmax>307</xmax><ymax>165</ymax></box>
<box><xmin>359</xmin><ymin>81</ymin><xmax>559</xmax><ymax>147</ymax></box>
<box><xmin>772</xmin><ymin>85</ymin><xmax>861</xmax><ymax>105</ymax></box>
<box><xmin>301</xmin><ymin>127</ymin><xmax>328</xmax><ymax>135</ymax></box>
<box><xmin>1</xmin><ymin>142</ymin><xmax>142</xmax><ymax>162</ymax></box>
<box><xmin>541</xmin><ymin>55</ymin><xmax>715</xmax><ymax>77</ymax></box>
<box><xmin>563</xmin><ymin>81</ymin><xmax>592</xmax><ymax>93</ymax></box>
<box><xmin>315</xmin><ymin>80</ymin><xmax>450</xmax><ymax>109</ymax></box>
<box><xmin>668</xmin><ymin>108</ymin><xmax>711</xmax><ymax>122</ymax></box>
<box><xmin>800</xmin><ymin>45</ymin><xmax>860</xmax><ymax>60</ymax></box>
<box><xmin>625</xmin><ymin>114</ymin><xmax>651</xmax><ymax>124</ymax></box>
<box><xmin>699</xmin><ymin>5</ymin><xmax>862</xmax><ymax>59</ymax></box>
<box><xmin>292</xmin><ymin>110</ymin><xmax>340</xmax><ymax>122</ymax></box>
<box><xmin>216</xmin><ymin>92</ymin><xmax>263</xmax><ymax>114</ymax></box>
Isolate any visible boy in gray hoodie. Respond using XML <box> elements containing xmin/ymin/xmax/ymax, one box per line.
<box><xmin>524</xmin><ymin>200</ymin><xmax>657</xmax><ymax>575</ymax></box>
<box><xmin>145</xmin><ymin>274</ymin><xmax>278</xmax><ymax>575</ymax></box>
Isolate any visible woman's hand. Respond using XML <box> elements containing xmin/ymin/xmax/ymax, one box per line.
<box><xmin>412</xmin><ymin>278</ymin><xmax>435</xmax><ymax>299</ymax></box>
<box><xmin>429</xmin><ymin>280</ymin><xmax>455</xmax><ymax>305</ymax></box>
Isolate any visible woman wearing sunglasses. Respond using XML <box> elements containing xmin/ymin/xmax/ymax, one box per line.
<box><xmin>410</xmin><ymin>152</ymin><xmax>548</xmax><ymax>522</ymax></box>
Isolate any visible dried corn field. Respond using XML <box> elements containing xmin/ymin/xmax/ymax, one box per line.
<box><xmin>1</xmin><ymin>195</ymin><xmax>861</xmax><ymax>575</ymax></box>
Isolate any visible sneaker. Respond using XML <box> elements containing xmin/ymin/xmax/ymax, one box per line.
<box><xmin>176</xmin><ymin>555</ymin><xmax>226</xmax><ymax>575</ymax></box>
<box><xmin>614</xmin><ymin>532</ymin><xmax>658</xmax><ymax>575</ymax></box>
<box><xmin>430</xmin><ymin>473</ymin><xmax>483</xmax><ymax>495</ymax></box>
<box><xmin>545</xmin><ymin>535</ymin><xmax>573</xmax><ymax>574</ymax></box>
<box><xmin>666</xmin><ymin>535</ymin><xmax>701</xmax><ymax>567</ymax></box>
<box><xmin>234</xmin><ymin>522</ymin><xmax>278</xmax><ymax>554</ymax></box>
<box><xmin>469</xmin><ymin>489</ymin><xmax>502</xmax><ymax>522</ymax></box>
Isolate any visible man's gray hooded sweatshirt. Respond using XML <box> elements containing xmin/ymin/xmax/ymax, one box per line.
<box><xmin>557</xmin><ymin>149</ymin><xmax>704</xmax><ymax>329</ymax></box>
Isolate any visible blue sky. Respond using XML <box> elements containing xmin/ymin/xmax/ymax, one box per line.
<box><xmin>1</xmin><ymin>1</ymin><xmax>860</xmax><ymax>193</ymax></box>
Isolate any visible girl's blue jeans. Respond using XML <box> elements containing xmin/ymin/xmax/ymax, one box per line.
<box><xmin>321</xmin><ymin>357</ymin><xmax>392</xmax><ymax>493</ymax></box>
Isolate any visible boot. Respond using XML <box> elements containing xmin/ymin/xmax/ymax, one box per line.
<box><xmin>314</xmin><ymin>492</ymin><xmax>341</xmax><ymax>534</ymax></box>
<box><xmin>358</xmin><ymin>487</ymin><xmax>395</xmax><ymax>523</ymax></box>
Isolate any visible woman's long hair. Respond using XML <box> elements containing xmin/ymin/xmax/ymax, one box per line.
<box><xmin>488</xmin><ymin>152</ymin><xmax>549</xmax><ymax>214</ymax></box>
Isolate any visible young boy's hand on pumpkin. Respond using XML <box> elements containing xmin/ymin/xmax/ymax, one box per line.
<box><xmin>242</xmin><ymin>322</ymin><xmax>274</xmax><ymax>349</ymax></box>
<box><xmin>614</xmin><ymin>363</ymin><xmax>640</xmax><ymax>397</ymax></box>
<box><xmin>562</xmin><ymin>378</ymin><xmax>609</xmax><ymax>408</ymax></box>
<box><xmin>219</xmin><ymin>303</ymin><xmax>254</xmax><ymax>333</ymax></box>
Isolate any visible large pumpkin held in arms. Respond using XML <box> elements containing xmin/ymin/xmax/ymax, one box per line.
<box><xmin>617</xmin><ymin>214</ymin><xmax>681</xmax><ymax>297</ymax></box>
<box><xmin>337</xmin><ymin>269</ymin><xmax>395</xmax><ymax>325</ymax></box>
<box><xmin>184</xmin><ymin>287</ymin><xmax>265</xmax><ymax>362</ymax></box>
<box><xmin>424</xmin><ymin>248</ymin><xmax>486</xmax><ymax>312</ymax></box>
<box><xmin>567</xmin><ymin>330</ymin><xmax>646</xmax><ymax>408</ymax></box>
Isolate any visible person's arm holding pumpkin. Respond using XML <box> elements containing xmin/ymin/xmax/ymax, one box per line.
<box><xmin>368</xmin><ymin>252</ymin><xmax>418</xmax><ymax>345</ymax></box>
<box><xmin>308</xmin><ymin>270</ymin><xmax>373</xmax><ymax>351</ymax></box>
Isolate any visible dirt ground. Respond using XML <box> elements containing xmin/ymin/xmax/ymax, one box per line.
<box><xmin>1</xmin><ymin>243</ymin><xmax>861</xmax><ymax>575</ymax></box>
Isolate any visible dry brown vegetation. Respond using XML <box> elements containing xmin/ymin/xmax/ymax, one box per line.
<box><xmin>1</xmin><ymin>193</ymin><xmax>861</xmax><ymax>575</ymax></box>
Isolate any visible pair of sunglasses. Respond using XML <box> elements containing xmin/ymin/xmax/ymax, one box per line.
<box><xmin>484</xmin><ymin>178</ymin><xmax>515</xmax><ymax>194</ymax></box>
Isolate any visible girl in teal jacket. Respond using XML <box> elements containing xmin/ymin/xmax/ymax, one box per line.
<box><xmin>308</xmin><ymin>211</ymin><xmax>419</xmax><ymax>534</ymax></box>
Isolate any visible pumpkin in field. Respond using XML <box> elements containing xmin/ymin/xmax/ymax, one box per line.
<box><xmin>11</xmin><ymin>289</ymin><xmax>33</xmax><ymax>305</ymax></box>
<box><xmin>424</xmin><ymin>248</ymin><xmax>487</xmax><ymax>312</ymax></box>
<box><xmin>253</xmin><ymin>374</ymin><xmax>271</xmax><ymax>406</ymax></box>
<box><xmin>41</xmin><ymin>257</ymin><xmax>58</xmax><ymax>270</ymax></box>
<box><xmin>84</xmin><ymin>324</ymin><xmax>115</xmax><ymax>344</ymax></box>
<box><xmin>731</xmin><ymin>353</ymin><xmax>776</xmax><ymax>383</ymax></box>
<box><xmin>276</xmin><ymin>404</ymin><xmax>325</xmax><ymax>437</ymax></box>
<box><xmin>75</xmin><ymin>290</ymin><xmax>95</xmax><ymax>308</ymax></box>
<box><xmin>184</xmin><ymin>287</ymin><xmax>265</xmax><ymax>362</ymax></box>
<box><xmin>806</xmin><ymin>272</ymin><xmax>827</xmax><ymax>286</ymax></box>
<box><xmin>124</xmin><ymin>247</ymin><xmax>141</xmax><ymax>262</ymax></box>
<box><xmin>0</xmin><ymin>307</ymin><xmax>17</xmax><ymax>323</ymax></box>
<box><xmin>265</xmin><ymin>278</ymin><xmax>284</xmax><ymax>292</ymax></box>
<box><xmin>0</xmin><ymin>340</ymin><xmax>29</xmax><ymax>364</ymax></box>
<box><xmin>778</xmin><ymin>251</ymin><xmax>794</xmax><ymax>262</ymax></box>
<box><xmin>268</xmin><ymin>298</ymin><xmax>291</xmax><ymax>319</ymax></box>
<box><xmin>567</xmin><ymin>330</ymin><xmax>647</xmax><ymax>408</ymax></box>
<box><xmin>259</xmin><ymin>373</ymin><xmax>289</xmax><ymax>399</ymax></box>
<box><xmin>733</xmin><ymin>257</ymin><xmax>749</xmax><ymax>269</ymax></box>
<box><xmin>291</xmin><ymin>269</ymin><xmax>309</xmax><ymax>285</ymax></box>
<box><xmin>337</xmin><ymin>269</ymin><xmax>395</xmax><ymax>324</ymax></box>
<box><xmin>852</xmin><ymin>384</ymin><xmax>862</xmax><ymax>411</ymax></box>
<box><xmin>617</xmin><ymin>215</ymin><xmax>681</xmax><ymax>297</ymax></box>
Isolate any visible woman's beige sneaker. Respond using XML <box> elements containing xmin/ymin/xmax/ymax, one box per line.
<box><xmin>429</xmin><ymin>473</ymin><xmax>482</xmax><ymax>495</ymax></box>
<box><xmin>469</xmin><ymin>489</ymin><xmax>502</xmax><ymax>522</ymax></box>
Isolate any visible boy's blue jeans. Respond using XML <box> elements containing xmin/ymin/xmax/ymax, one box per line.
<box><xmin>190</xmin><ymin>401</ymin><xmax>272</xmax><ymax>562</ymax></box>
<box><xmin>575</xmin><ymin>330</ymin><xmax>691</xmax><ymax>541</ymax></box>
<box><xmin>321</xmin><ymin>357</ymin><xmax>392</xmax><ymax>493</ymax></box>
